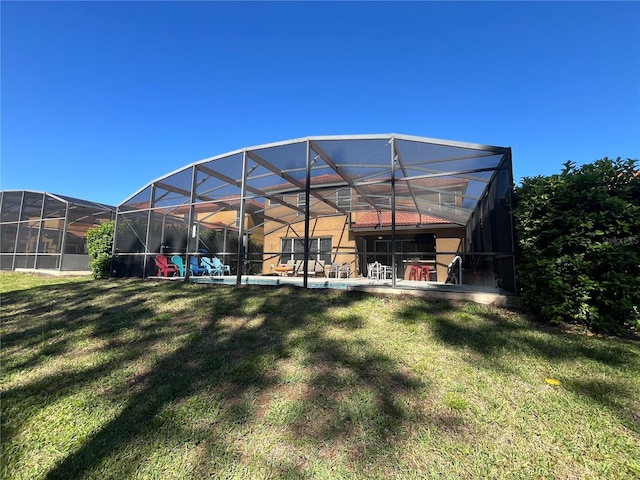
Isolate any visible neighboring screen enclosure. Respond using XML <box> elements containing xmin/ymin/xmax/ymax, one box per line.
<box><xmin>0</xmin><ymin>190</ymin><xmax>115</xmax><ymax>272</ymax></box>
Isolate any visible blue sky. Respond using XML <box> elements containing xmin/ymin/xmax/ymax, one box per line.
<box><xmin>2</xmin><ymin>1</ymin><xmax>639</xmax><ymax>206</ymax></box>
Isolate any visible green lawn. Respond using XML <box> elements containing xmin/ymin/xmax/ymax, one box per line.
<box><xmin>1</xmin><ymin>272</ymin><xmax>639</xmax><ymax>479</ymax></box>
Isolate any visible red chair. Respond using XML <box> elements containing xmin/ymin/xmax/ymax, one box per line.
<box><xmin>408</xmin><ymin>265</ymin><xmax>420</xmax><ymax>280</ymax></box>
<box><xmin>419</xmin><ymin>265</ymin><xmax>431</xmax><ymax>281</ymax></box>
<box><xmin>154</xmin><ymin>255</ymin><xmax>179</xmax><ymax>277</ymax></box>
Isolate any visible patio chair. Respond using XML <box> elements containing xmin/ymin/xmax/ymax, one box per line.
<box><xmin>329</xmin><ymin>263</ymin><xmax>340</xmax><ymax>278</ymax></box>
<box><xmin>189</xmin><ymin>256</ymin><xmax>208</xmax><ymax>276</ymax></box>
<box><xmin>153</xmin><ymin>255</ymin><xmax>179</xmax><ymax>277</ymax></box>
<box><xmin>171</xmin><ymin>255</ymin><xmax>186</xmax><ymax>276</ymax></box>
<box><xmin>367</xmin><ymin>262</ymin><xmax>382</xmax><ymax>280</ymax></box>
<box><xmin>275</xmin><ymin>261</ymin><xmax>295</xmax><ymax>276</ymax></box>
<box><xmin>201</xmin><ymin>257</ymin><xmax>222</xmax><ymax>276</ymax></box>
<box><xmin>212</xmin><ymin>256</ymin><xmax>231</xmax><ymax>275</ymax></box>
<box><xmin>294</xmin><ymin>260</ymin><xmax>325</xmax><ymax>277</ymax></box>
<box><xmin>382</xmin><ymin>264</ymin><xmax>393</xmax><ymax>280</ymax></box>
<box><xmin>338</xmin><ymin>262</ymin><xmax>351</xmax><ymax>278</ymax></box>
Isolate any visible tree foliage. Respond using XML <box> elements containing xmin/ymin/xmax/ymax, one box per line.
<box><xmin>514</xmin><ymin>157</ymin><xmax>640</xmax><ymax>333</ymax></box>
<box><xmin>85</xmin><ymin>221</ymin><xmax>115</xmax><ymax>279</ymax></box>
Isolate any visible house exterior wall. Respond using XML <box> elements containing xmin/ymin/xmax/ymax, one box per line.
<box><xmin>434</xmin><ymin>227</ymin><xmax>466</xmax><ymax>281</ymax></box>
<box><xmin>262</xmin><ymin>213</ymin><xmax>355</xmax><ymax>275</ymax></box>
<box><xmin>262</xmin><ymin>196</ymin><xmax>466</xmax><ymax>281</ymax></box>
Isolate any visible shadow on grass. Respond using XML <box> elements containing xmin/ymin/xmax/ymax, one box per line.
<box><xmin>564</xmin><ymin>377</ymin><xmax>640</xmax><ymax>433</ymax></box>
<box><xmin>396</xmin><ymin>300</ymin><xmax>640</xmax><ymax>434</ymax></box>
<box><xmin>399</xmin><ymin>301</ymin><xmax>638</xmax><ymax>367</ymax></box>
<box><xmin>1</xmin><ymin>279</ymin><xmax>437</xmax><ymax>478</ymax></box>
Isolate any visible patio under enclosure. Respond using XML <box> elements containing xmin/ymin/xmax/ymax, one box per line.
<box><xmin>113</xmin><ymin>134</ymin><xmax>517</xmax><ymax>294</ymax></box>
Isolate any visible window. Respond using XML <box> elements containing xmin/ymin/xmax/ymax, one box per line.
<box><xmin>399</xmin><ymin>234</ymin><xmax>435</xmax><ymax>260</ymax></box>
<box><xmin>297</xmin><ymin>192</ymin><xmax>306</xmax><ymax>209</ymax></box>
<box><xmin>336</xmin><ymin>187</ymin><xmax>351</xmax><ymax>210</ymax></box>
<box><xmin>440</xmin><ymin>193</ymin><xmax>456</xmax><ymax>206</ymax></box>
<box><xmin>281</xmin><ymin>237</ymin><xmax>331</xmax><ymax>264</ymax></box>
<box><xmin>295</xmin><ymin>192</ymin><xmax>307</xmax><ymax>216</ymax></box>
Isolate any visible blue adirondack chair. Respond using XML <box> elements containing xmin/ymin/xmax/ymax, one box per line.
<box><xmin>212</xmin><ymin>257</ymin><xmax>230</xmax><ymax>275</ymax></box>
<box><xmin>201</xmin><ymin>257</ymin><xmax>223</xmax><ymax>276</ymax></box>
<box><xmin>189</xmin><ymin>256</ymin><xmax>208</xmax><ymax>276</ymax></box>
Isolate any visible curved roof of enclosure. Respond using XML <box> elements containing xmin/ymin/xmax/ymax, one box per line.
<box><xmin>119</xmin><ymin>134</ymin><xmax>512</xmax><ymax>227</ymax></box>
<box><xmin>1</xmin><ymin>190</ymin><xmax>115</xmax><ymax>217</ymax></box>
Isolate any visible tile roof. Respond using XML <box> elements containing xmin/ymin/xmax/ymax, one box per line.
<box><xmin>264</xmin><ymin>174</ymin><xmax>346</xmax><ymax>192</ymax></box>
<box><xmin>353</xmin><ymin>211</ymin><xmax>451</xmax><ymax>228</ymax></box>
<box><xmin>266</xmin><ymin>174</ymin><xmax>468</xmax><ymax>193</ymax></box>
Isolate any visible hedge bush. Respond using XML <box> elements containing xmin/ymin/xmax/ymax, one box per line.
<box><xmin>514</xmin><ymin>158</ymin><xmax>639</xmax><ymax>333</ymax></box>
<box><xmin>85</xmin><ymin>221</ymin><xmax>115</xmax><ymax>279</ymax></box>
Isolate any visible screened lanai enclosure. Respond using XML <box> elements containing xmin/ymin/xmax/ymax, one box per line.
<box><xmin>0</xmin><ymin>190</ymin><xmax>115</xmax><ymax>272</ymax></box>
<box><xmin>113</xmin><ymin>134</ymin><xmax>516</xmax><ymax>293</ymax></box>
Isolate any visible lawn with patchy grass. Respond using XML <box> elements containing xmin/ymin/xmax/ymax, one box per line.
<box><xmin>1</xmin><ymin>271</ymin><xmax>639</xmax><ymax>479</ymax></box>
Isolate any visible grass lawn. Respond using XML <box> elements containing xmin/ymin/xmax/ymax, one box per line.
<box><xmin>1</xmin><ymin>271</ymin><xmax>639</xmax><ymax>479</ymax></box>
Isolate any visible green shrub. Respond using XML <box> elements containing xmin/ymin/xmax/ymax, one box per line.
<box><xmin>85</xmin><ymin>221</ymin><xmax>115</xmax><ymax>279</ymax></box>
<box><xmin>514</xmin><ymin>158</ymin><xmax>640</xmax><ymax>333</ymax></box>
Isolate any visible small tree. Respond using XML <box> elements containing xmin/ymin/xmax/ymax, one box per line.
<box><xmin>85</xmin><ymin>221</ymin><xmax>115</xmax><ymax>279</ymax></box>
<box><xmin>514</xmin><ymin>157</ymin><xmax>640</xmax><ymax>333</ymax></box>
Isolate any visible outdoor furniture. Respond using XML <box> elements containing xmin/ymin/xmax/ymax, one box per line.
<box><xmin>338</xmin><ymin>262</ymin><xmax>351</xmax><ymax>278</ymax></box>
<box><xmin>274</xmin><ymin>265</ymin><xmax>290</xmax><ymax>276</ymax></box>
<box><xmin>154</xmin><ymin>255</ymin><xmax>179</xmax><ymax>277</ymax></box>
<box><xmin>368</xmin><ymin>262</ymin><xmax>392</xmax><ymax>280</ymax></box>
<box><xmin>328</xmin><ymin>263</ymin><xmax>340</xmax><ymax>278</ymax></box>
<box><xmin>293</xmin><ymin>260</ymin><xmax>325</xmax><ymax>276</ymax></box>
<box><xmin>201</xmin><ymin>257</ymin><xmax>222</xmax><ymax>276</ymax></box>
<box><xmin>367</xmin><ymin>262</ymin><xmax>382</xmax><ymax>280</ymax></box>
<box><xmin>408</xmin><ymin>265</ymin><xmax>420</xmax><ymax>281</ymax></box>
<box><xmin>211</xmin><ymin>257</ymin><xmax>230</xmax><ymax>275</ymax></box>
<box><xmin>189</xmin><ymin>256</ymin><xmax>208</xmax><ymax>276</ymax></box>
<box><xmin>275</xmin><ymin>260</ymin><xmax>295</xmax><ymax>276</ymax></box>
<box><xmin>383</xmin><ymin>265</ymin><xmax>393</xmax><ymax>279</ymax></box>
<box><xmin>419</xmin><ymin>265</ymin><xmax>431</xmax><ymax>281</ymax></box>
<box><xmin>171</xmin><ymin>255</ymin><xmax>186</xmax><ymax>276</ymax></box>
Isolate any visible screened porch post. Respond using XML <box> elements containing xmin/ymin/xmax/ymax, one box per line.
<box><xmin>505</xmin><ymin>150</ymin><xmax>518</xmax><ymax>291</ymax></box>
<box><xmin>391</xmin><ymin>137</ymin><xmax>397</xmax><ymax>289</ymax></box>
<box><xmin>60</xmin><ymin>199</ymin><xmax>70</xmax><ymax>272</ymax></box>
<box><xmin>222</xmin><ymin>227</ymin><xmax>227</xmax><ymax>260</ymax></box>
<box><xmin>11</xmin><ymin>192</ymin><xmax>23</xmax><ymax>270</ymax></box>
<box><xmin>184</xmin><ymin>166</ymin><xmax>198</xmax><ymax>282</ymax></box>
<box><xmin>236</xmin><ymin>150</ymin><xmax>248</xmax><ymax>285</ymax></box>
<box><xmin>303</xmin><ymin>140</ymin><xmax>311</xmax><ymax>288</ymax></box>
<box><xmin>34</xmin><ymin>193</ymin><xmax>45</xmax><ymax>269</ymax></box>
<box><xmin>110</xmin><ymin>207</ymin><xmax>120</xmax><ymax>276</ymax></box>
<box><xmin>142</xmin><ymin>184</ymin><xmax>156</xmax><ymax>279</ymax></box>
<box><xmin>160</xmin><ymin>210</ymin><xmax>166</xmax><ymax>258</ymax></box>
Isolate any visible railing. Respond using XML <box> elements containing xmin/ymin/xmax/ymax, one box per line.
<box><xmin>446</xmin><ymin>255</ymin><xmax>462</xmax><ymax>285</ymax></box>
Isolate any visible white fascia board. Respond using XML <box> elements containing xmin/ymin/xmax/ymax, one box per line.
<box><xmin>392</xmin><ymin>133</ymin><xmax>511</xmax><ymax>154</ymax></box>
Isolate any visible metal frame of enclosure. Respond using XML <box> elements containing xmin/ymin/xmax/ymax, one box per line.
<box><xmin>113</xmin><ymin>134</ymin><xmax>516</xmax><ymax>292</ymax></box>
<box><xmin>0</xmin><ymin>190</ymin><xmax>115</xmax><ymax>272</ymax></box>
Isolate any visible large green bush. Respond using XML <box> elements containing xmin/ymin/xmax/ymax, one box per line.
<box><xmin>514</xmin><ymin>158</ymin><xmax>639</xmax><ymax>333</ymax></box>
<box><xmin>85</xmin><ymin>221</ymin><xmax>115</xmax><ymax>279</ymax></box>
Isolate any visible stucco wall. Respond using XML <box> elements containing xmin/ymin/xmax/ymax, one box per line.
<box><xmin>434</xmin><ymin>227</ymin><xmax>466</xmax><ymax>282</ymax></box>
